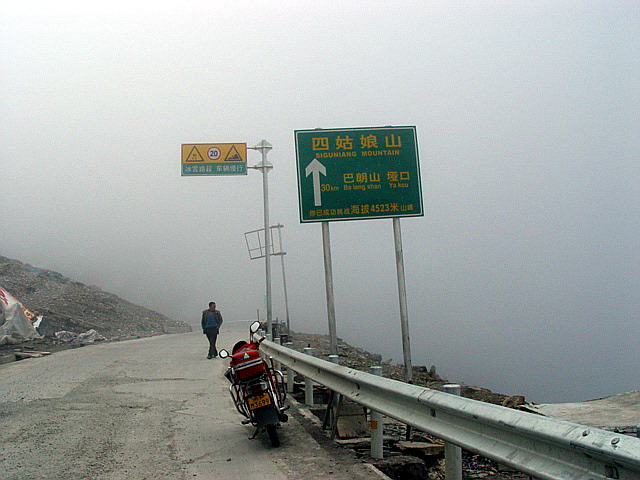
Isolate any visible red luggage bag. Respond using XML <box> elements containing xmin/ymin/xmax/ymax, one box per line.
<box><xmin>231</xmin><ymin>346</ymin><xmax>265</xmax><ymax>380</ymax></box>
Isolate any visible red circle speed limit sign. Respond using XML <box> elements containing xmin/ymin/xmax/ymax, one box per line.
<box><xmin>207</xmin><ymin>147</ymin><xmax>221</xmax><ymax>160</ymax></box>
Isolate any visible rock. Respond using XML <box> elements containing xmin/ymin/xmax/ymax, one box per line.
<box><xmin>502</xmin><ymin>395</ymin><xmax>526</xmax><ymax>408</ymax></box>
<box><xmin>427</xmin><ymin>458</ymin><xmax>446</xmax><ymax>479</ymax></box>
<box><xmin>461</xmin><ymin>386</ymin><xmax>510</xmax><ymax>405</ymax></box>
<box><xmin>334</xmin><ymin>400</ymin><xmax>370</xmax><ymax>438</ymax></box>
<box><xmin>372</xmin><ymin>455</ymin><xmax>428</xmax><ymax>480</ymax></box>
<box><xmin>396</xmin><ymin>441</ymin><xmax>444</xmax><ymax>457</ymax></box>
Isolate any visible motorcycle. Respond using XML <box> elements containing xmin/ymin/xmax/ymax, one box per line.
<box><xmin>219</xmin><ymin>321</ymin><xmax>289</xmax><ymax>447</ymax></box>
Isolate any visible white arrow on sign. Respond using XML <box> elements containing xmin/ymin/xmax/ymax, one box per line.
<box><xmin>305</xmin><ymin>159</ymin><xmax>327</xmax><ymax>206</ymax></box>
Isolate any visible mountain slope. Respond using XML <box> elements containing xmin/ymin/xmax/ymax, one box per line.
<box><xmin>0</xmin><ymin>255</ymin><xmax>191</xmax><ymax>339</ymax></box>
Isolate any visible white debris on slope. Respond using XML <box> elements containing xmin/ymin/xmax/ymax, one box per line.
<box><xmin>0</xmin><ymin>286</ymin><xmax>42</xmax><ymax>345</ymax></box>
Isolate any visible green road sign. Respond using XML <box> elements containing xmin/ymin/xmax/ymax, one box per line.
<box><xmin>295</xmin><ymin>126</ymin><xmax>423</xmax><ymax>223</ymax></box>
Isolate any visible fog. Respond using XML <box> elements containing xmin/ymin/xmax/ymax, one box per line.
<box><xmin>2</xmin><ymin>1</ymin><xmax>638</xmax><ymax>403</ymax></box>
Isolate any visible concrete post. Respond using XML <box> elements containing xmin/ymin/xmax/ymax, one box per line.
<box><xmin>304</xmin><ymin>347</ymin><xmax>314</xmax><ymax>406</ymax></box>
<box><xmin>285</xmin><ymin>342</ymin><xmax>295</xmax><ymax>393</ymax></box>
<box><xmin>370</xmin><ymin>366</ymin><xmax>384</xmax><ymax>459</ymax></box>
<box><xmin>273</xmin><ymin>337</ymin><xmax>280</xmax><ymax>369</ymax></box>
<box><xmin>443</xmin><ymin>384</ymin><xmax>462</xmax><ymax>480</ymax></box>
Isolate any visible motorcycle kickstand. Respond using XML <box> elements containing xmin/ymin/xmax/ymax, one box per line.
<box><xmin>249</xmin><ymin>427</ymin><xmax>261</xmax><ymax>440</ymax></box>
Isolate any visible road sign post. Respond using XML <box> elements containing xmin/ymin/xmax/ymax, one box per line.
<box><xmin>295</xmin><ymin>126</ymin><xmax>422</xmax><ymax>384</ymax></box>
<box><xmin>181</xmin><ymin>139</ymin><xmax>274</xmax><ymax>339</ymax></box>
<box><xmin>322</xmin><ymin>221</ymin><xmax>338</xmax><ymax>355</ymax></box>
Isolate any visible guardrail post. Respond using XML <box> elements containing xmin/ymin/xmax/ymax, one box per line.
<box><xmin>304</xmin><ymin>347</ymin><xmax>314</xmax><ymax>406</ymax></box>
<box><xmin>285</xmin><ymin>342</ymin><xmax>295</xmax><ymax>393</ymax></box>
<box><xmin>443</xmin><ymin>384</ymin><xmax>462</xmax><ymax>480</ymax></box>
<box><xmin>273</xmin><ymin>337</ymin><xmax>281</xmax><ymax>369</ymax></box>
<box><xmin>370</xmin><ymin>366</ymin><xmax>384</xmax><ymax>459</ymax></box>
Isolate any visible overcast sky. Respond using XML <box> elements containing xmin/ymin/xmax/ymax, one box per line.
<box><xmin>2</xmin><ymin>1</ymin><xmax>638</xmax><ymax>403</ymax></box>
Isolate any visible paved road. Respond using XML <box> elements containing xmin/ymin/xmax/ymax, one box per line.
<box><xmin>0</xmin><ymin>321</ymin><xmax>385</xmax><ymax>480</ymax></box>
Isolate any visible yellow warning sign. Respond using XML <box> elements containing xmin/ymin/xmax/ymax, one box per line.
<box><xmin>181</xmin><ymin>143</ymin><xmax>248</xmax><ymax>176</ymax></box>
<box><xmin>186</xmin><ymin>145</ymin><xmax>205</xmax><ymax>162</ymax></box>
<box><xmin>225</xmin><ymin>145</ymin><xmax>243</xmax><ymax>162</ymax></box>
<box><xmin>181</xmin><ymin>143</ymin><xmax>247</xmax><ymax>164</ymax></box>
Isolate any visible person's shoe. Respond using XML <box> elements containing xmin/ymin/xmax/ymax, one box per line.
<box><xmin>207</xmin><ymin>355</ymin><xmax>212</xmax><ymax>359</ymax></box>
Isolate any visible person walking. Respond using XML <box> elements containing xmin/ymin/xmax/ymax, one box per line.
<box><xmin>201</xmin><ymin>301</ymin><xmax>223</xmax><ymax>359</ymax></box>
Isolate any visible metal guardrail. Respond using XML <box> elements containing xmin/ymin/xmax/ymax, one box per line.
<box><xmin>259</xmin><ymin>338</ymin><xmax>640</xmax><ymax>480</ymax></box>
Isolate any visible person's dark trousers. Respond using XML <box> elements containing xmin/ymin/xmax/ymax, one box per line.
<box><xmin>205</xmin><ymin>329</ymin><xmax>218</xmax><ymax>357</ymax></box>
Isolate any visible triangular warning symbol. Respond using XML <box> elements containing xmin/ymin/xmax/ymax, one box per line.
<box><xmin>225</xmin><ymin>145</ymin><xmax>243</xmax><ymax>162</ymax></box>
<box><xmin>186</xmin><ymin>146</ymin><xmax>204</xmax><ymax>162</ymax></box>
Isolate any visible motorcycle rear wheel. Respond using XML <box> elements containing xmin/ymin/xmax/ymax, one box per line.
<box><xmin>266</xmin><ymin>424</ymin><xmax>280</xmax><ymax>447</ymax></box>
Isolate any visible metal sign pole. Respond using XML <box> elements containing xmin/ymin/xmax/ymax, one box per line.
<box><xmin>275</xmin><ymin>225</ymin><xmax>292</xmax><ymax>336</ymax></box>
<box><xmin>322</xmin><ymin>221</ymin><xmax>338</xmax><ymax>355</ymax></box>
<box><xmin>248</xmin><ymin>140</ymin><xmax>273</xmax><ymax>337</ymax></box>
<box><xmin>393</xmin><ymin>217</ymin><xmax>412</xmax><ymax>383</ymax></box>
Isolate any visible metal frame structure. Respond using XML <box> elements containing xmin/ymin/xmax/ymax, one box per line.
<box><xmin>244</xmin><ymin>225</ymin><xmax>280</xmax><ymax>260</ymax></box>
<box><xmin>244</xmin><ymin>224</ymin><xmax>291</xmax><ymax>335</ymax></box>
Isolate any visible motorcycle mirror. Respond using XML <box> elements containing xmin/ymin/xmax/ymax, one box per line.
<box><xmin>219</xmin><ymin>349</ymin><xmax>229</xmax><ymax>359</ymax></box>
<box><xmin>250</xmin><ymin>321</ymin><xmax>261</xmax><ymax>333</ymax></box>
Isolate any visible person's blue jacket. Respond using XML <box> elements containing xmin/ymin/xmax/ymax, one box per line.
<box><xmin>201</xmin><ymin>309</ymin><xmax>223</xmax><ymax>332</ymax></box>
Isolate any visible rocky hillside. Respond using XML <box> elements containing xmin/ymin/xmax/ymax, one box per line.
<box><xmin>0</xmin><ymin>256</ymin><xmax>191</xmax><ymax>340</ymax></box>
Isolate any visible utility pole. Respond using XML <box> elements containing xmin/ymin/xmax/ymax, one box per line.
<box><xmin>248</xmin><ymin>140</ymin><xmax>273</xmax><ymax>337</ymax></box>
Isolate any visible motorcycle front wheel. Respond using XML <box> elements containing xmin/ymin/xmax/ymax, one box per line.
<box><xmin>266</xmin><ymin>424</ymin><xmax>280</xmax><ymax>447</ymax></box>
